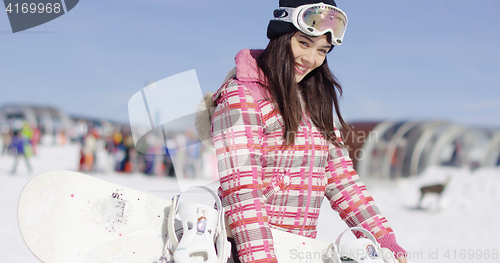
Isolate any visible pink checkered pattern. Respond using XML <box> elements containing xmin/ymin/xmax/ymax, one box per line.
<box><xmin>210</xmin><ymin>49</ymin><xmax>406</xmax><ymax>263</ymax></box>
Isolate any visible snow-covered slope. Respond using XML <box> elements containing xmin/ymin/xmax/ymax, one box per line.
<box><xmin>1</xmin><ymin>143</ymin><xmax>499</xmax><ymax>262</ymax></box>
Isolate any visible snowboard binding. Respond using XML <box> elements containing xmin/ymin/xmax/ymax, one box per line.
<box><xmin>158</xmin><ymin>185</ymin><xmax>231</xmax><ymax>263</ymax></box>
<box><xmin>326</xmin><ymin>227</ymin><xmax>398</xmax><ymax>263</ymax></box>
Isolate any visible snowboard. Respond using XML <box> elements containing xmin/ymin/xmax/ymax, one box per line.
<box><xmin>18</xmin><ymin>170</ymin><xmax>173</xmax><ymax>262</ymax></box>
<box><xmin>18</xmin><ymin>171</ymin><xmax>336</xmax><ymax>263</ymax></box>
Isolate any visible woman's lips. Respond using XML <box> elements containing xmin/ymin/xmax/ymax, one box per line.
<box><xmin>295</xmin><ymin>63</ymin><xmax>308</xmax><ymax>75</ymax></box>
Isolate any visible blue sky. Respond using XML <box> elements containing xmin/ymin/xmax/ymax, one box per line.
<box><xmin>1</xmin><ymin>0</ymin><xmax>499</xmax><ymax>128</ymax></box>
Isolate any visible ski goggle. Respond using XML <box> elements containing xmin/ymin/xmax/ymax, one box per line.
<box><xmin>272</xmin><ymin>3</ymin><xmax>348</xmax><ymax>45</ymax></box>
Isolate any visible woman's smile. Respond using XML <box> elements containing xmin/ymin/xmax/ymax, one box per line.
<box><xmin>295</xmin><ymin>63</ymin><xmax>309</xmax><ymax>74</ymax></box>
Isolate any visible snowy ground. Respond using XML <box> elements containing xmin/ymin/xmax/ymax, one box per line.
<box><xmin>1</xmin><ymin>143</ymin><xmax>499</xmax><ymax>262</ymax></box>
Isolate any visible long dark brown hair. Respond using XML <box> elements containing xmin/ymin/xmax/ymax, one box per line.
<box><xmin>256</xmin><ymin>31</ymin><xmax>352</xmax><ymax>147</ymax></box>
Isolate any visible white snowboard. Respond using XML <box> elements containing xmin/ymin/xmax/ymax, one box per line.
<box><xmin>18</xmin><ymin>170</ymin><xmax>171</xmax><ymax>263</ymax></box>
<box><xmin>18</xmin><ymin>170</ymin><xmax>335</xmax><ymax>263</ymax></box>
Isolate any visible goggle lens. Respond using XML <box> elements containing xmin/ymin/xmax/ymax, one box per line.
<box><xmin>301</xmin><ymin>6</ymin><xmax>346</xmax><ymax>41</ymax></box>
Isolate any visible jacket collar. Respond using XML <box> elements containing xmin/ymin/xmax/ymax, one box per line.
<box><xmin>235</xmin><ymin>49</ymin><xmax>267</xmax><ymax>85</ymax></box>
<box><xmin>212</xmin><ymin>49</ymin><xmax>269</xmax><ymax>103</ymax></box>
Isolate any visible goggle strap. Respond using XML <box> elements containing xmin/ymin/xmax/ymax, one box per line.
<box><xmin>272</xmin><ymin>7</ymin><xmax>296</xmax><ymax>23</ymax></box>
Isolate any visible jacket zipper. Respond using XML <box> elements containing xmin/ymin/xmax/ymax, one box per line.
<box><xmin>299</xmin><ymin>112</ymin><xmax>315</xmax><ymax>235</ymax></box>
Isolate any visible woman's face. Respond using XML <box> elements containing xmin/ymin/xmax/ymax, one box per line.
<box><xmin>290</xmin><ymin>32</ymin><xmax>331</xmax><ymax>83</ymax></box>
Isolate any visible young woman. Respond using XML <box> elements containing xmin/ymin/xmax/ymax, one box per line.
<box><xmin>210</xmin><ymin>1</ymin><xmax>408</xmax><ymax>262</ymax></box>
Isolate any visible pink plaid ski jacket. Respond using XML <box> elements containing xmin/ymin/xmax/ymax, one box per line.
<box><xmin>211</xmin><ymin>49</ymin><xmax>406</xmax><ymax>263</ymax></box>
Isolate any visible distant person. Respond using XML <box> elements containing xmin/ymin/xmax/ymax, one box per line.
<box><xmin>80</xmin><ymin>129</ymin><xmax>97</xmax><ymax>172</ymax></box>
<box><xmin>10</xmin><ymin>129</ymin><xmax>32</xmax><ymax>174</ymax></box>
<box><xmin>20</xmin><ymin>121</ymin><xmax>34</xmax><ymax>157</ymax></box>
<box><xmin>122</xmin><ymin>132</ymin><xmax>135</xmax><ymax>173</ymax></box>
<box><xmin>112</xmin><ymin>130</ymin><xmax>125</xmax><ymax>172</ymax></box>
<box><xmin>143</xmin><ymin>152</ymin><xmax>155</xmax><ymax>176</ymax></box>
<box><xmin>162</xmin><ymin>146</ymin><xmax>175</xmax><ymax>177</ymax></box>
<box><xmin>1</xmin><ymin>124</ymin><xmax>12</xmax><ymax>155</ymax></box>
<box><xmin>31</xmin><ymin>126</ymin><xmax>41</xmax><ymax>155</ymax></box>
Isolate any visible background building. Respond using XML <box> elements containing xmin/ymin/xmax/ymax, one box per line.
<box><xmin>340</xmin><ymin>120</ymin><xmax>500</xmax><ymax>179</ymax></box>
<box><xmin>0</xmin><ymin>104</ymin><xmax>71</xmax><ymax>135</ymax></box>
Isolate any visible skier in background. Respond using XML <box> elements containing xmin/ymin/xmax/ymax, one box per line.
<box><xmin>162</xmin><ymin>145</ymin><xmax>176</xmax><ymax>177</ymax></box>
<box><xmin>10</xmin><ymin>129</ymin><xmax>32</xmax><ymax>174</ymax></box>
<box><xmin>20</xmin><ymin>121</ymin><xmax>34</xmax><ymax>157</ymax></box>
<box><xmin>79</xmin><ymin>129</ymin><xmax>97</xmax><ymax>172</ymax></box>
<box><xmin>209</xmin><ymin>1</ymin><xmax>408</xmax><ymax>262</ymax></box>
<box><xmin>1</xmin><ymin>124</ymin><xmax>12</xmax><ymax>155</ymax></box>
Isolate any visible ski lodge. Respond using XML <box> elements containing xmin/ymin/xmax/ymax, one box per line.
<box><xmin>340</xmin><ymin>120</ymin><xmax>500</xmax><ymax>179</ymax></box>
<box><xmin>0</xmin><ymin>104</ymin><xmax>72</xmax><ymax>135</ymax></box>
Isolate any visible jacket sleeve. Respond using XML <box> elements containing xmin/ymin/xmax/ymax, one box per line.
<box><xmin>211</xmin><ymin>82</ymin><xmax>278</xmax><ymax>263</ymax></box>
<box><xmin>324</xmin><ymin>127</ymin><xmax>407</xmax><ymax>258</ymax></box>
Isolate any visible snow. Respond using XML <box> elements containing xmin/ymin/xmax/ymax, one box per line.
<box><xmin>1</xmin><ymin>143</ymin><xmax>499</xmax><ymax>262</ymax></box>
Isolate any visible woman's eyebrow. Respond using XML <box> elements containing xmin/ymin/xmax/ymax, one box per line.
<box><xmin>298</xmin><ymin>34</ymin><xmax>315</xmax><ymax>43</ymax></box>
<box><xmin>298</xmin><ymin>34</ymin><xmax>332</xmax><ymax>49</ymax></box>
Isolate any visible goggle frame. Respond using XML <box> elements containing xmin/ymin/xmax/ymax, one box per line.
<box><xmin>273</xmin><ymin>3</ymin><xmax>348</xmax><ymax>45</ymax></box>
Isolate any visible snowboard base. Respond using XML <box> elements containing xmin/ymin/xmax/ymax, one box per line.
<box><xmin>18</xmin><ymin>170</ymin><xmax>171</xmax><ymax>262</ymax></box>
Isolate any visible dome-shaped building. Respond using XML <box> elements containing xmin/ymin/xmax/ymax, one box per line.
<box><xmin>339</xmin><ymin>120</ymin><xmax>496</xmax><ymax>179</ymax></box>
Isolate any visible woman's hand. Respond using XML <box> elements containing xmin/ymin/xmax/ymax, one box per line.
<box><xmin>397</xmin><ymin>255</ymin><xmax>408</xmax><ymax>263</ymax></box>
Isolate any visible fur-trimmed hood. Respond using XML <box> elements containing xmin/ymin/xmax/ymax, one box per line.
<box><xmin>194</xmin><ymin>68</ymin><xmax>237</xmax><ymax>148</ymax></box>
<box><xmin>194</xmin><ymin>49</ymin><xmax>266</xmax><ymax>147</ymax></box>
